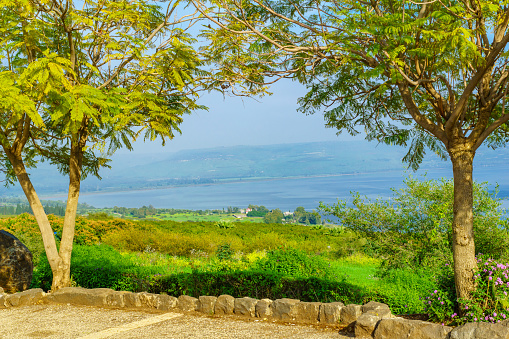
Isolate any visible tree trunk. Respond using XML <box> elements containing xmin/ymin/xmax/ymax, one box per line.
<box><xmin>53</xmin><ymin>134</ymin><xmax>85</xmax><ymax>291</ymax></box>
<box><xmin>4</xmin><ymin>150</ymin><xmax>63</xmax><ymax>285</ymax></box>
<box><xmin>448</xmin><ymin>144</ymin><xmax>477</xmax><ymax>301</ymax></box>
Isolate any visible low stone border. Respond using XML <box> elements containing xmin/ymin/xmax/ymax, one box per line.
<box><xmin>1</xmin><ymin>287</ymin><xmax>509</xmax><ymax>338</ymax></box>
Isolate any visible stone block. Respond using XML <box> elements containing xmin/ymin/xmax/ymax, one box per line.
<box><xmin>119</xmin><ymin>291</ymin><xmax>141</xmax><ymax>308</ymax></box>
<box><xmin>5</xmin><ymin>288</ymin><xmax>45</xmax><ymax>307</ymax></box>
<box><xmin>340</xmin><ymin>304</ymin><xmax>362</xmax><ymax>326</ymax></box>
<box><xmin>156</xmin><ymin>294</ymin><xmax>177</xmax><ymax>311</ymax></box>
<box><xmin>197</xmin><ymin>296</ymin><xmax>217</xmax><ymax>315</ymax></box>
<box><xmin>362</xmin><ymin>301</ymin><xmax>392</xmax><ymax>318</ymax></box>
<box><xmin>449</xmin><ymin>320</ymin><xmax>509</xmax><ymax>339</ymax></box>
<box><xmin>48</xmin><ymin>287</ymin><xmax>113</xmax><ymax>307</ymax></box>
<box><xmin>0</xmin><ymin>230</ymin><xmax>33</xmax><ymax>293</ymax></box>
<box><xmin>319</xmin><ymin>302</ymin><xmax>344</xmax><ymax>325</ymax></box>
<box><xmin>355</xmin><ymin>313</ymin><xmax>382</xmax><ymax>338</ymax></box>
<box><xmin>271</xmin><ymin>298</ymin><xmax>300</xmax><ymax>321</ymax></box>
<box><xmin>293</xmin><ymin>302</ymin><xmax>321</xmax><ymax>324</ymax></box>
<box><xmin>234</xmin><ymin>297</ymin><xmax>258</xmax><ymax>317</ymax></box>
<box><xmin>255</xmin><ymin>299</ymin><xmax>273</xmax><ymax>318</ymax></box>
<box><xmin>374</xmin><ymin>318</ymin><xmax>452</xmax><ymax>339</ymax></box>
<box><xmin>138</xmin><ymin>292</ymin><xmax>159</xmax><ymax>308</ymax></box>
<box><xmin>0</xmin><ymin>293</ymin><xmax>6</xmax><ymax>309</ymax></box>
<box><xmin>177</xmin><ymin>295</ymin><xmax>198</xmax><ymax>312</ymax></box>
<box><xmin>214</xmin><ymin>295</ymin><xmax>235</xmax><ymax>315</ymax></box>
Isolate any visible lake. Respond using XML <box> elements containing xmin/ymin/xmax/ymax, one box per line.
<box><xmin>48</xmin><ymin>166</ymin><xmax>509</xmax><ymax>212</ymax></box>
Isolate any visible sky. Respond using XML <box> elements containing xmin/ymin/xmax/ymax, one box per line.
<box><xmin>119</xmin><ymin>79</ymin><xmax>362</xmax><ymax>155</ymax></box>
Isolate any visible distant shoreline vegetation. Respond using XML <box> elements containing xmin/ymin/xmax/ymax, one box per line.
<box><xmin>0</xmin><ymin>197</ymin><xmax>323</xmax><ymax>225</ymax></box>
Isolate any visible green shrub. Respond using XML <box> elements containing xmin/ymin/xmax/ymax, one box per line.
<box><xmin>145</xmin><ymin>269</ymin><xmax>369</xmax><ymax>304</ymax></box>
<box><xmin>320</xmin><ymin>176</ymin><xmax>509</xmax><ymax>272</ymax></box>
<box><xmin>216</xmin><ymin>243</ymin><xmax>234</xmax><ymax>261</ymax></box>
<box><xmin>252</xmin><ymin>247</ymin><xmax>333</xmax><ymax>279</ymax></box>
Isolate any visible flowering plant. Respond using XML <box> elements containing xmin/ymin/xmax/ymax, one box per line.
<box><xmin>458</xmin><ymin>255</ymin><xmax>509</xmax><ymax>324</ymax></box>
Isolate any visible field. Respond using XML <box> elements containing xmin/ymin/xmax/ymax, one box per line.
<box><xmin>0</xmin><ymin>213</ymin><xmax>437</xmax><ymax>316</ymax></box>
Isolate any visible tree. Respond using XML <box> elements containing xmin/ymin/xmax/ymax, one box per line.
<box><xmin>192</xmin><ymin>0</ymin><xmax>509</xmax><ymax>300</ymax></box>
<box><xmin>263</xmin><ymin>208</ymin><xmax>284</xmax><ymax>223</ymax></box>
<box><xmin>0</xmin><ymin>0</ymin><xmax>207</xmax><ymax>290</ymax></box>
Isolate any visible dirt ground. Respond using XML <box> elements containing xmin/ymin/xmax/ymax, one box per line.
<box><xmin>0</xmin><ymin>304</ymin><xmax>352</xmax><ymax>339</ymax></box>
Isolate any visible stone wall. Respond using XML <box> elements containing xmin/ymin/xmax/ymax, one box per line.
<box><xmin>1</xmin><ymin>287</ymin><xmax>508</xmax><ymax>339</ymax></box>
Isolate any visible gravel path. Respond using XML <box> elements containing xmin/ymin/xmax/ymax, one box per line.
<box><xmin>0</xmin><ymin>305</ymin><xmax>349</xmax><ymax>339</ymax></box>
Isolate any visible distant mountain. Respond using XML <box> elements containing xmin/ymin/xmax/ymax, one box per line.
<box><xmin>1</xmin><ymin>140</ymin><xmax>507</xmax><ymax>197</ymax></box>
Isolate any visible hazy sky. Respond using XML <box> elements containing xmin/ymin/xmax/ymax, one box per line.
<box><xmin>120</xmin><ymin>79</ymin><xmax>362</xmax><ymax>155</ymax></box>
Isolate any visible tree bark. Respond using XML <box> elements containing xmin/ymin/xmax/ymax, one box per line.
<box><xmin>3</xmin><ymin>148</ymin><xmax>63</xmax><ymax>285</ymax></box>
<box><xmin>448</xmin><ymin>143</ymin><xmax>477</xmax><ymax>301</ymax></box>
<box><xmin>53</xmin><ymin>132</ymin><xmax>86</xmax><ymax>291</ymax></box>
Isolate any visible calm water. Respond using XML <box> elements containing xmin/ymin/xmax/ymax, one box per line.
<box><xmin>47</xmin><ymin>167</ymin><xmax>509</xmax><ymax>211</ymax></box>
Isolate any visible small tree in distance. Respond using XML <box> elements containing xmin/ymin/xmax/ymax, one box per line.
<box><xmin>192</xmin><ymin>0</ymin><xmax>509</xmax><ymax>301</ymax></box>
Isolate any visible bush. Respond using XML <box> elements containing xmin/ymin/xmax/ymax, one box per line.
<box><xmin>320</xmin><ymin>176</ymin><xmax>509</xmax><ymax>272</ymax></box>
<box><xmin>216</xmin><ymin>243</ymin><xmax>234</xmax><ymax>261</ymax></box>
<box><xmin>145</xmin><ymin>269</ymin><xmax>369</xmax><ymax>304</ymax></box>
<box><xmin>31</xmin><ymin>244</ymin><xmax>157</xmax><ymax>292</ymax></box>
<box><xmin>252</xmin><ymin>247</ymin><xmax>333</xmax><ymax>279</ymax></box>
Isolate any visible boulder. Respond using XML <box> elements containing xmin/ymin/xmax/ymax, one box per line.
<box><xmin>0</xmin><ymin>230</ymin><xmax>33</xmax><ymax>293</ymax></box>
<box><xmin>374</xmin><ymin>318</ymin><xmax>452</xmax><ymax>339</ymax></box>
<box><xmin>155</xmin><ymin>294</ymin><xmax>177</xmax><ymax>311</ymax></box>
<box><xmin>214</xmin><ymin>295</ymin><xmax>235</xmax><ymax>315</ymax></box>
<box><xmin>362</xmin><ymin>301</ymin><xmax>392</xmax><ymax>318</ymax></box>
<box><xmin>293</xmin><ymin>302</ymin><xmax>321</xmax><ymax>324</ymax></box>
<box><xmin>177</xmin><ymin>295</ymin><xmax>198</xmax><ymax>312</ymax></box>
<box><xmin>449</xmin><ymin>320</ymin><xmax>509</xmax><ymax>339</ymax></box>
<box><xmin>355</xmin><ymin>313</ymin><xmax>382</xmax><ymax>338</ymax></box>
<box><xmin>234</xmin><ymin>297</ymin><xmax>258</xmax><ymax>317</ymax></box>
<box><xmin>197</xmin><ymin>296</ymin><xmax>217</xmax><ymax>315</ymax></box>
<box><xmin>340</xmin><ymin>304</ymin><xmax>363</xmax><ymax>326</ymax></box>
<box><xmin>319</xmin><ymin>302</ymin><xmax>344</xmax><ymax>325</ymax></box>
<box><xmin>255</xmin><ymin>299</ymin><xmax>273</xmax><ymax>318</ymax></box>
<box><xmin>48</xmin><ymin>287</ymin><xmax>115</xmax><ymax>307</ymax></box>
<box><xmin>271</xmin><ymin>298</ymin><xmax>300</xmax><ymax>321</ymax></box>
<box><xmin>5</xmin><ymin>288</ymin><xmax>45</xmax><ymax>307</ymax></box>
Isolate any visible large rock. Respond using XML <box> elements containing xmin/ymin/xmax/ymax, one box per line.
<box><xmin>0</xmin><ymin>230</ymin><xmax>33</xmax><ymax>293</ymax></box>
<box><xmin>271</xmin><ymin>298</ymin><xmax>300</xmax><ymax>321</ymax></box>
<box><xmin>197</xmin><ymin>296</ymin><xmax>217</xmax><ymax>315</ymax></box>
<box><xmin>234</xmin><ymin>297</ymin><xmax>258</xmax><ymax>317</ymax></box>
<box><xmin>374</xmin><ymin>318</ymin><xmax>452</xmax><ymax>339</ymax></box>
<box><xmin>293</xmin><ymin>302</ymin><xmax>321</xmax><ymax>324</ymax></box>
<box><xmin>362</xmin><ymin>301</ymin><xmax>392</xmax><ymax>318</ymax></box>
<box><xmin>355</xmin><ymin>313</ymin><xmax>382</xmax><ymax>338</ymax></box>
<box><xmin>340</xmin><ymin>304</ymin><xmax>363</xmax><ymax>326</ymax></box>
<box><xmin>214</xmin><ymin>295</ymin><xmax>235</xmax><ymax>315</ymax></box>
<box><xmin>255</xmin><ymin>299</ymin><xmax>273</xmax><ymax>318</ymax></box>
<box><xmin>449</xmin><ymin>320</ymin><xmax>509</xmax><ymax>339</ymax></box>
<box><xmin>177</xmin><ymin>295</ymin><xmax>198</xmax><ymax>312</ymax></box>
<box><xmin>319</xmin><ymin>302</ymin><xmax>344</xmax><ymax>325</ymax></box>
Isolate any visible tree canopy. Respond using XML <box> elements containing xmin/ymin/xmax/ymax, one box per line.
<box><xmin>0</xmin><ymin>0</ymin><xmax>210</xmax><ymax>290</ymax></box>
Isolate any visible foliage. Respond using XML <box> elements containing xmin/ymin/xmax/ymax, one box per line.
<box><xmin>263</xmin><ymin>209</ymin><xmax>284</xmax><ymax>224</ymax></box>
<box><xmin>31</xmin><ymin>244</ymin><xmax>160</xmax><ymax>292</ymax></box>
<box><xmin>320</xmin><ymin>177</ymin><xmax>509</xmax><ymax>271</ymax></box>
<box><xmin>215</xmin><ymin>219</ymin><xmax>234</xmax><ymax>229</ymax></box>
<box><xmin>458</xmin><ymin>256</ymin><xmax>509</xmax><ymax>324</ymax></box>
<box><xmin>215</xmin><ymin>243</ymin><xmax>234</xmax><ymax>261</ymax></box>
<box><xmin>246</xmin><ymin>205</ymin><xmax>269</xmax><ymax>217</ymax></box>
<box><xmin>100</xmin><ymin>218</ymin><xmax>360</xmax><ymax>258</ymax></box>
<box><xmin>252</xmin><ymin>247</ymin><xmax>333</xmax><ymax>279</ymax></box>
